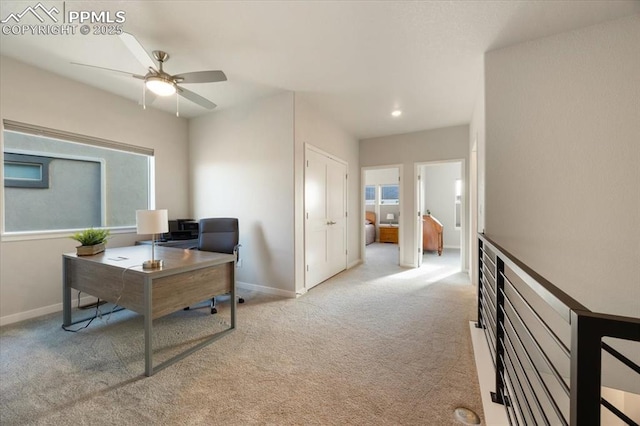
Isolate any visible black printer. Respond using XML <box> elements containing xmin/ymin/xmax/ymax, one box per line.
<box><xmin>164</xmin><ymin>219</ymin><xmax>199</xmax><ymax>240</ymax></box>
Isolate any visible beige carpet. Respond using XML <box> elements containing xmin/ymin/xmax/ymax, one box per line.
<box><xmin>0</xmin><ymin>244</ymin><xmax>484</xmax><ymax>425</ymax></box>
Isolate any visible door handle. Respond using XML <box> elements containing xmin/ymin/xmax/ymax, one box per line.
<box><xmin>326</xmin><ymin>220</ymin><xmax>337</xmax><ymax>225</ymax></box>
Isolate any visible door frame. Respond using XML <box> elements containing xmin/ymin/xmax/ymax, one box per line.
<box><xmin>304</xmin><ymin>143</ymin><xmax>348</xmax><ymax>290</ymax></box>
<box><xmin>361</xmin><ymin>164</ymin><xmax>403</xmax><ymax>266</ymax></box>
<box><xmin>415</xmin><ymin>159</ymin><xmax>466</xmax><ymax>271</ymax></box>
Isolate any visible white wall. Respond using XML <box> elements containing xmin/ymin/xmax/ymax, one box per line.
<box><xmin>469</xmin><ymin>68</ymin><xmax>485</xmax><ymax>287</ymax></box>
<box><xmin>360</xmin><ymin>125</ymin><xmax>470</xmax><ymax>268</ymax></box>
<box><xmin>189</xmin><ymin>92</ymin><xmax>296</xmax><ymax>297</ymax></box>
<box><xmin>294</xmin><ymin>94</ymin><xmax>360</xmax><ymax>293</ymax></box>
<box><xmin>422</xmin><ymin>162</ymin><xmax>461</xmax><ymax>248</ymax></box>
<box><xmin>365</xmin><ymin>168</ymin><xmax>399</xmax><ymax>186</ymax></box>
<box><xmin>0</xmin><ymin>56</ymin><xmax>190</xmax><ymax>325</ymax></box>
<box><xmin>484</xmin><ymin>15</ymin><xmax>640</xmax><ymax>318</ymax></box>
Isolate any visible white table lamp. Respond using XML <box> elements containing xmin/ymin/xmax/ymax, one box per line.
<box><xmin>386</xmin><ymin>213</ymin><xmax>395</xmax><ymax>224</ymax></box>
<box><xmin>136</xmin><ymin>209</ymin><xmax>169</xmax><ymax>269</ymax></box>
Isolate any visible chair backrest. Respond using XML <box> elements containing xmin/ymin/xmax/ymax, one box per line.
<box><xmin>198</xmin><ymin>218</ymin><xmax>239</xmax><ymax>255</ymax></box>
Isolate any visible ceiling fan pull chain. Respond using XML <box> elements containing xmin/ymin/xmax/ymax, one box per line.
<box><xmin>176</xmin><ymin>92</ymin><xmax>179</xmax><ymax>117</ymax></box>
<box><xmin>142</xmin><ymin>84</ymin><xmax>146</xmax><ymax>110</ymax></box>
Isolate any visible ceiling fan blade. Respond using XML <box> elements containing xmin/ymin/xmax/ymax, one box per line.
<box><xmin>174</xmin><ymin>70</ymin><xmax>227</xmax><ymax>84</ymax></box>
<box><xmin>71</xmin><ymin>62</ymin><xmax>145</xmax><ymax>79</ymax></box>
<box><xmin>177</xmin><ymin>86</ymin><xmax>217</xmax><ymax>109</ymax></box>
<box><xmin>119</xmin><ymin>32</ymin><xmax>156</xmax><ymax>70</ymax></box>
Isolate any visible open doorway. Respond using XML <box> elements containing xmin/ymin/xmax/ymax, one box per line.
<box><xmin>363</xmin><ymin>166</ymin><xmax>401</xmax><ymax>265</ymax></box>
<box><xmin>417</xmin><ymin>161</ymin><xmax>464</xmax><ymax>272</ymax></box>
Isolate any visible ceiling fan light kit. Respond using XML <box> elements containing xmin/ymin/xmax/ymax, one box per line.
<box><xmin>145</xmin><ymin>76</ymin><xmax>176</xmax><ymax>96</ymax></box>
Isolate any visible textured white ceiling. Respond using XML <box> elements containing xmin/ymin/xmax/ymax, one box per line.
<box><xmin>1</xmin><ymin>1</ymin><xmax>638</xmax><ymax>139</ymax></box>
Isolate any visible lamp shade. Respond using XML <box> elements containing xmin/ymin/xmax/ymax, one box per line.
<box><xmin>386</xmin><ymin>213</ymin><xmax>395</xmax><ymax>220</ymax></box>
<box><xmin>136</xmin><ymin>209</ymin><xmax>169</xmax><ymax>234</ymax></box>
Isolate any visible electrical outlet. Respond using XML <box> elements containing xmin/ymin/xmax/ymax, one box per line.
<box><xmin>236</xmin><ymin>258</ymin><xmax>243</xmax><ymax>268</ymax></box>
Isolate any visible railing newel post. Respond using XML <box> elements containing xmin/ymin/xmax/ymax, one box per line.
<box><xmin>476</xmin><ymin>238</ymin><xmax>484</xmax><ymax>329</ymax></box>
<box><xmin>491</xmin><ymin>255</ymin><xmax>506</xmax><ymax>405</ymax></box>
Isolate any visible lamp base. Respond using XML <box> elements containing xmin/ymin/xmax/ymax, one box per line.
<box><xmin>142</xmin><ymin>259</ymin><xmax>163</xmax><ymax>270</ymax></box>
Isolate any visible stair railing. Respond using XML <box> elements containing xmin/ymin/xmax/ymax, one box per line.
<box><xmin>477</xmin><ymin>234</ymin><xmax>640</xmax><ymax>426</ymax></box>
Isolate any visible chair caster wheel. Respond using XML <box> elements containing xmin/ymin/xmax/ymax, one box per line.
<box><xmin>239</xmin><ymin>298</ymin><xmax>245</xmax><ymax>304</ymax></box>
<box><xmin>211</xmin><ymin>307</ymin><xmax>217</xmax><ymax>315</ymax></box>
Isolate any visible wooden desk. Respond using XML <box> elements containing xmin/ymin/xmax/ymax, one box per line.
<box><xmin>62</xmin><ymin>245</ymin><xmax>236</xmax><ymax>376</ymax></box>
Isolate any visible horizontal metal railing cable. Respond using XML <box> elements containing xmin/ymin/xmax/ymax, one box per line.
<box><xmin>481</xmin><ymin>296</ymin><xmax>497</xmax><ymax>333</ymax></box>
<box><xmin>601</xmin><ymin>397</ymin><xmax>639</xmax><ymax>426</ymax></box>
<box><xmin>482</xmin><ymin>288</ymin><xmax>497</xmax><ymax>325</ymax></box>
<box><xmin>479</xmin><ymin>235</ymin><xmax>588</xmax><ymax>322</ymax></box>
<box><xmin>502</xmin><ymin>329</ymin><xmax>554</xmax><ymax>426</ymax></box>
<box><xmin>499</xmin><ymin>361</ymin><xmax>516</xmax><ymax>425</ymax></box>
<box><xmin>481</xmin><ymin>306</ymin><xmax>497</xmax><ymax>367</ymax></box>
<box><xmin>502</xmin><ymin>315</ymin><xmax>568</xmax><ymax>425</ymax></box>
<box><xmin>484</xmin><ymin>262</ymin><xmax>497</xmax><ymax>284</ymax></box>
<box><xmin>601</xmin><ymin>341</ymin><xmax>640</xmax><ymax>375</ymax></box>
<box><xmin>503</xmin><ymin>272</ymin><xmax>571</xmax><ymax>358</ymax></box>
<box><xmin>484</xmin><ymin>250</ymin><xmax>497</xmax><ymax>271</ymax></box>
<box><xmin>503</xmin><ymin>291</ymin><xmax>571</xmax><ymax>397</ymax></box>
<box><xmin>500</xmin><ymin>354</ymin><xmax>526</xmax><ymax>426</ymax></box>
<box><xmin>482</xmin><ymin>274</ymin><xmax>496</xmax><ymax>311</ymax></box>
<box><xmin>483</xmin><ymin>276</ymin><xmax>497</xmax><ymax>307</ymax></box>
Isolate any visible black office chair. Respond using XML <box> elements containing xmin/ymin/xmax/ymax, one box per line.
<box><xmin>186</xmin><ymin>218</ymin><xmax>245</xmax><ymax>314</ymax></box>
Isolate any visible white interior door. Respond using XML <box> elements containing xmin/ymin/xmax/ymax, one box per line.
<box><xmin>305</xmin><ymin>147</ymin><xmax>347</xmax><ymax>289</ymax></box>
<box><xmin>326</xmin><ymin>156</ymin><xmax>347</xmax><ymax>276</ymax></box>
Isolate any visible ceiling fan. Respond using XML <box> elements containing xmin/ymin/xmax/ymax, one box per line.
<box><xmin>72</xmin><ymin>32</ymin><xmax>226</xmax><ymax>114</ymax></box>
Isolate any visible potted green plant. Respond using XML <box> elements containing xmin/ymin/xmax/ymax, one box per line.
<box><xmin>71</xmin><ymin>228</ymin><xmax>111</xmax><ymax>256</ymax></box>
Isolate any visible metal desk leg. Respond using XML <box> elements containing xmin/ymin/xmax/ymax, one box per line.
<box><xmin>230</xmin><ymin>263</ymin><xmax>236</xmax><ymax>329</ymax></box>
<box><xmin>62</xmin><ymin>258</ymin><xmax>72</xmax><ymax>326</ymax></box>
<box><xmin>144</xmin><ymin>277</ymin><xmax>153</xmax><ymax>376</ymax></box>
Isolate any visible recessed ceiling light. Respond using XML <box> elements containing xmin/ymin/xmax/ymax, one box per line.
<box><xmin>391</xmin><ymin>109</ymin><xmax>402</xmax><ymax>117</ymax></box>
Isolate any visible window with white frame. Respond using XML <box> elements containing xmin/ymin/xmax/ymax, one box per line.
<box><xmin>2</xmin><ymin>121</ymin><xmax>153</xmax><ymax>233</ymax></box>
<box><xmin>380</xmin><ymin>184</ymin><xmax>399</xmax><ymax>205</ymax></box>
<box><xmin>365</xmin><ymin>185</ymin><xmax>376</xmax><ymax>205</ymax></box>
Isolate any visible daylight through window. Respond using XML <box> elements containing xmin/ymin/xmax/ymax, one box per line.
<box><xmin>2</xmin><ymin>121</ymin><xmax>153</xmax><ymax>233</ymax></box>
<box><xmin>380</xmin><ymin>184</ymin><xmax>399</xmax><ymax>205</ymax></box>
<box><xmin>365</xmin><ymin>185</ymin><xmax>376</xmax><ymax>205</ymax></box>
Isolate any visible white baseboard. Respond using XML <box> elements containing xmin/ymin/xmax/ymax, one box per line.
<box><xmin>469</xmin><ymin>321</ymin><xmax>509</xmax><ymax>425</ymax></box>
<box><xmin>236</xmin><ymin>281</ymin><xmax>297</xmax><ymax>298</ymax></box>
<box><xmin>0</xmin><ymin>294</ymin><xmax>97</xmax><ymax>327</ymax></box>
<box><xmin>347</xmin><ymin>259</ymin><xmax>362</xmax><ymax>269</ymax></box>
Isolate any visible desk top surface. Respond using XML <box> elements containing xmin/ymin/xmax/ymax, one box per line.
<box><xmin>63</xmin><ymin>245</ymin><xmax>235</xmax><ymax>276</ymax></box>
